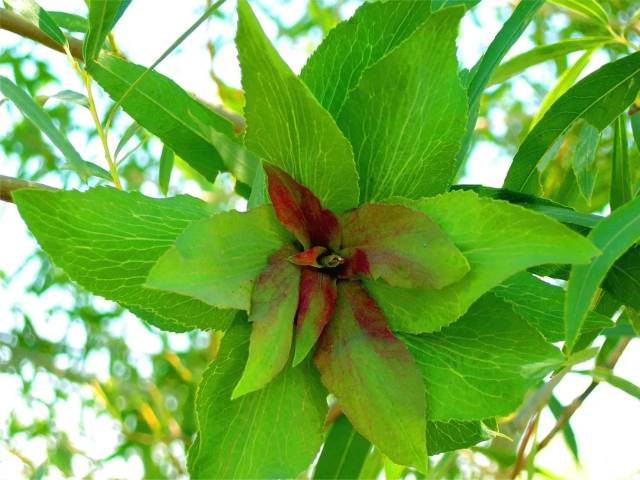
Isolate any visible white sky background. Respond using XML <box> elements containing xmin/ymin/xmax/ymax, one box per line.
<box><xmin>0</xmin><ymin>1</ymin><xmax>639</xmax><ymax>478</ymax></box>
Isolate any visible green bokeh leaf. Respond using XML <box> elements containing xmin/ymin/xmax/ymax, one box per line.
<box><xmin>565</xmin><ymin>196</ymin><xmax>640</xmax><ymax>352</ymax></box>
<box><xmin>366</xmin><ymin>190</ymin><xmax>599</xmax><ymax>334</ymax></box>
<box><xmin>189</xmin><ymin>317</ymin><xmax>327</xmax><ymax>479</ymax></box>
<box><xmin>504</xmin><ymin>52</ymin><xmax>640</xmax><ymax>193</ymax></box>
<box><xmin>400</xmin><ymin>295</ymin><xmax>563</xmax><ymax>421</ymax></box>
<box><xmin>13</xmin><ymin>187</ymin><xmax>235</xmax><ymax>332</ymax></box>
<box><xmin>337</xmin><ymin>8</ymin><xmax>466</xmax><ymax>202</ymax></box>
<box><xmin>237</xmin><ymin>0</ymin><xmax>358</xmax><ymax>212</ymax></box>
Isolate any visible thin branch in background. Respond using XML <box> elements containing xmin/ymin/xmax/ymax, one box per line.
<box><xmin>0</xmin><ymin>175</ymin><xmax>57</xmax><ymax>204</ymax></box>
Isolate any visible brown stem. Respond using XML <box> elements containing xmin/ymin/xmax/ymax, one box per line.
<box><xmin>0</xmin><ymin>175</ymin><xmax>57</xmax><ymax>203</ymax></box>
<box><xmin>0</xmin><ymin>8</ymin><xmax>84</xmax><ymax>61</ymax></box>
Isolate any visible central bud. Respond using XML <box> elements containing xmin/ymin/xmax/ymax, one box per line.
<box><xmin>289</xmin><ymin>245</ymin><xmax>344</xmax><ymax>269</ymax></box>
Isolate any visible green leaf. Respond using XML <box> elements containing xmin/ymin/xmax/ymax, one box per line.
<box><xmin>5</xmin><ymin>0</ymin><xmax>66</xmax><ymax>45</ymax></box>
<box><xmin>565</xmin><ymin>196</ymin><xmax>640</xmax><ymax>352</ymax></box>
<box><xmin>145</xmin><ymin>206</ymin><xmax>290</xmax><ymax>311</ymax></box>
<box><xmin>529</xmin><ymin>49</ymin><xmax>595</xmax><ymax>129</ymax></box>
<box><xmin>426</xmin><ymin>419</ymin><xmax>494</xmax><ymax>455</ymax></box>
<box><xmin>340</xmin><ymin>204</ymin><xmax>469</xmax><ymax>289</ymax></box>
<box><xmin>83</xmin><ymin>0</ymin><xmax>131</xmax><ymax>63</ymax></box>
<box><xmin>583</xmin><ymin>368</ymin><xmax>640</xmax><ymax>400</ymax></box>
<box><xmin>315</xmin><ymin>282</ymin><xmax>427</xmax><ymax>471</ymax></box>
<box><xmin>570</xmin><ymin>122</ymin><xmax>600</xmax><ymax>203</ymax></box>
<box><xmin>611</xmin><ymin>115</ymin><xmax>633</xmax><ymax>210</ymax></box>
<box><xmin>337</xmin><ymin>8</ymin><xmax>467</xmax><ymax>202</ymax></box>
<box><xmin>489</xmin><ymin>37</ymin><xmax>612</xmax><ymax>86</ymax></box>
<box><xmin>13</xmin><ymin>187</ymin><xmax>235</xmax><ymax>332</ymax></box>
<box><xmin>237</xmin><ymin>0</ymin><xmax>358</xmax><ymax>212</ymax></box>
<box><xmin>232</xmin><ymin>246</ymin><xmax>300</xmax><ymax>398</ymax></box>
<box><xmin>400</xmin><ymin>294</ymin><xmax>563</xmax><ymax>421</ymax></box>
<box><xmin>631</xmin><ymin>110</ymin><xmax>640</xmax><ymax>156</ymax></box>
<box><xmin>504</xmin><ymin>52</ymin><xmax>640</xmax><ymax>193</ymax></box>
<box><xmin>431</xmin><ymin>0</ymin><xmax>480</xmax><ymax>11</ymax></box>
<box><xmin>189</xmin><ymin>317</ymin><xmax>327</xmax><ymax>479</ymax></box>
<box><xmin>48</xmin><ymin>11</ymin><xmax>87</xmax><ymax>33</ymax></box>
<box><xmin>549</xmin><ymin>0</ymin><xmax>609</xmax><ymax>26</ymax></box>
<box><xmin>314</xmin><ymin>415</ymin><xmax>371</xmax><ymax>480</ymax></box>
<box><xmin>603</xmin><ymin>245</ymin><xmax>640</xmax><ymax>310</ymax></box>
<box><xmin>547</xmin><ymin>395</ymin><xmax>579</xmax><ymax>462</ymax></box>
<box><xmin>158</xmin><ymin>144</ymin><xmax>174</xmax><ymax>196</ymax></box>
<box><xmin>493</xmin><ymin>272</ymin><xmax>612</xmax><ymax>348</ymax></box>
<box><xmin>87</xmin><ymin>54</ymin><xmax>254</xmax><ymax>183</ymax></box>
<box><xmin>0</xmin><ymin>76</ymin><xmax>90</xmax><ymax>180</ymax></box>
<box><xmin>37</xmin><ymin>89</ymin><xmax>89</xmax><ymax>109</ymax></box>
<box><xmin>300</xmin><ymin>1</ymin><xmax>432</xmax><ymax>120</ymax></box>
<box><xmin>366</xmin><ymin>190</ymin><xmax>599</xmax><ymax>334</ymax></box>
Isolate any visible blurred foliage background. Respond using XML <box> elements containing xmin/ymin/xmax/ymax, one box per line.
<box><xmin>1</xmin><ymin>0</ymin><xmax>639</xmax><ymax>478</ymax></box>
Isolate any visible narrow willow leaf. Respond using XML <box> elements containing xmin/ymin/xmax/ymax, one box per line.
<box><xmin>315</xmin><ymin>282</ymin><xmax>427</xmax><ymax>472</ymax></box>
<box><xmin>631</xmin><ymin>111</ymin><xmax>640</xmax><ymax>156</ymax></box>
<box><xmin>549</xmin><ymin>0</ymin><xmax>609</xmax><ymax>26</ymax></box>
<box><xmin>426</xmin><ymin>420</ymin><xmax>494</xmax><ymax>455</ymax></box>
<box><xmin>603</xmin><ymin>246</ymin><xmax>640</xmax><ymax>310</ymax></box>
<box><xmin>232</xmin><ymin>246</ymin><xmax>300</xmax><ymax>399</ymax></box>
<box><xmin>570</xmin><ymin>122</ymin><xmax>600</xmax><ymax>203</ymax></box>
<box><xmin>489</xmin><ymin>37</ymin><xmax>611</xmax><ymax>86</ymax></box>
<box><xmin>493</xmin><ymin>272</ymin><xmax>612</xmax><ymax>349</ymax></box>
<box><xmin>158</xmin><ymin>144</ymin><xmax>174</xmax><ymax>196</ymax></box>
<box><xmin>37</xmin><ymin>89</ymin><xmax>89</xmax><ymax>109</ymax></box>
<box><xmin>338</xmin><ymin>8</ymin><xmax>467</xmax><ymax>201</ymax></box>
<box><xmin>113</xmin><ymin>121</ymin><xmax>143</xmax><ymax>161</ymax></box>
<box><xmin>314</xmin><ymin>415</ymin><xmax>371</xmax><ymax>480</ymax></box>
<box><xmin>367</xmin><ymin>190</ymin><xmax>599</xmax><ymax>334</ymax></box>
<box><xmin>611</xmin><ymin>115</ymin><xmax>633</xmax><ymax>210</ymax></box>
<box><xmin>0</xmin><ymin>76</ymin><xmax>90</xmax><ymax>180</ymax></box>
<box><xmin>457</xmin><ymin>0</ymin><xmax>544</xmax><ymax>171</ymax></box>
<box><xmin>300</xmin><ymin>1</ymin><xmax>432</xmax><ymax>119</ymax></box>
<box><xmin>530</xmin><ymin>49</ymin><xmax>594</xmax><ymax>129</ymax></box>
<box><xmin>548</xmin><ymin>395</ymin><xmax>579</xmax><ymax>462</ymax></box>
<box><xmin>146</xmin><ymin>206</ymin><xmax>290</xmax><ymax>311</ymax></box>
<box><xmin>504</xmin><ymin>52</ymin><xmax>640</xmax><ymax>193</ymax></box>
<box><xmin>190</xmin><ymin>318</ymin><xmax>327</xmax><ymax>479</ymax></box>
<box><xmin>88</xmin><ymin>54</ymin><xmax>254</xmax><ymax>183</ymax></box>
<box><xmin>48</xmin><ymin>11</ymin><xmax>87</xmax><ymax>33</ymax></box>
<box><xmin>237</xmin><ymin>0</ymin><xmax>358</xmax><ymax>212</ymax></box>
<box><xmin>83</xmin><ymin>0</ymin><xmax>131</xmax><ymax>63</ymax></box>
<box><xmin>583</xmin><ymin>369</ymin><xmax>640</xmax><ymax>400</ymax></box>
<box><xmin>5</xmin><ymin>0</ymin><xmax>66</xmax><ymax>45</ymax></box>
<box><xmin>565</xmin><ymin>196</ymin><xmax>640</xmax><ymax>352</ymax></box>
<box><xmin>13</xmin><ymin>187</ymin><xmax>235</xmax><ymax>332</ymax></box>
<box><xmin>400</xmin><ymin>295</ymin><xmax>563</xmax><ymax>421</ymax></box>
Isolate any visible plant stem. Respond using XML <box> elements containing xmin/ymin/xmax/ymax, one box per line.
<box><xmin>0</xmin><ymin>175</ymin><xmax>56</xmax><ymax>203</ymax></box>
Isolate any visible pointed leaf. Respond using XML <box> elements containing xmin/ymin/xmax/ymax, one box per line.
<box><xmin>84</xmin><ymin>0</ymin><xmax>131</xmax><ymax>63</ymax></box>
<box><xmin>340</xmin><ymin>204</ymin><xmax>469</xmax><ymax>289</ymax></box>
<box><xmin>5</xmin><ymin>0</ymin><xmax>66</xmax><ymax>45</ymax></box>
<box><xmin>504</xmin><ymin>52</ymin><xmax>640</xmax><ymax>193</ymax></box>
<box><xmin>426</xmin><ymin>419</ymin><xmax>495</xmax><ymax>455</ymax></box>
<box><xmin>400</xmin><ymin>295</ymin><xmax>563</xmax><ymax>421</ymax></box>
<box><xmin>190</xmin><ymin>317</ymin><xmax>327</xmax><ymax>479</ymax></box>
<box><xmin>264</xmin><ymin>164</ymin><xmax>340</xmax><ymax>249</ymax></box>
<box><xmin>366</xmin><ymin>191</ymin><xmax>600</xmax><ymax>334</ymax></box>
<box><xmin>338</xmin><ymin>8</ymin><xmax>466</xmax><ymax>201</ymax></box>
<box><xmin>158</xmin><ymin>144</ymin><xmax>174</xmax><ymax>196</ymax></box>
<box><xmin>570</xmin><ymin>122</ymin><xmax>600</xmax><ymax>203</ymax></box>
<box><xmin>611</xmin><ymin>115</ymin><xmax>633</xmax><ymax>210</ymax></box>
<box><xmin>237</xmin><ymin>0</ymin><xmax>358</xmax><ymax>212</ymax></box>
<box><xmin>300</xmin><ymin>1</ymin><xmax>432</xmax><ymax>119</ymax></box>
<box><xmin>313</xmin><ymin>415</ymin><xmax>371</xmax><ymax>480</ymax></box>
<box><xmin>565</xmin><ymin>196</ymin><xmax>640</xmax><ymax>352</ymax></box>
<box><xmin>315</xmin><ymin>282</ymin><xmax>427</xmax><ymax>471</ymax></box>
<box><xmin>549</xmin><ymin>0</ymin><xmax>609</xmax><ymax>26</ymax></box>
<box><xmin>146</xmin><ymin>206</ymin><xmax>290</xmax><ymax>311</ymax></box>
<box><xmin>13</xmin><ymin>187</ymin><xmax>234</xmax><ymax>332</ymax></box>
<box><xmin>233</xmin><ymin>246</ymin><xmax>300</xmax><ymax>398</ymax></box>
<box><xmin>87</xmin><ymin>54</ymin><xmax>256</xmax><ymax>184</ymax></box>
<box><xmin>293</xmin><ymin>269</ymin><xmax>336</xmax><ymax>366</ymax></box>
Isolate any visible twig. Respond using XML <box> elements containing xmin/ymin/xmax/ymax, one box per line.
<box><xmin>511</xmin><ymin>412</ymin><xmax>540</xmax><ymax>479</ymax></box>
<box><xmin>0</xmin><ymin>175</ymin><xmax>56</xmax><ymax>203</ymax></box>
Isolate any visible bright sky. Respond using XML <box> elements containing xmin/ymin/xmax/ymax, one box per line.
<box><xmin>1</xmin><ymin>1</ymin><xmax>639</xmax><ymax>479</ymax></box>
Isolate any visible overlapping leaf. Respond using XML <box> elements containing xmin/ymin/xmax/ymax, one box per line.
<box><xmin>338</xmin><ymin>8</ymin><xmax>467</xmax><ymax>202</ymax></box>
<box><xmin>13</xmin><ymin>187</ymin><xmax>234</xmax><ymax>332</ymax></box>
<box><xmin>366</xmin><ymin>190</ymin><xmax>599</xmax><ymax>334</ymax></box>
<box><xmin>189</xmin><ymin>318</ymin><xmax>327</xmax><ymax>479</ymax></box>
<box><xmin>236</xmin><ymin>0</ymin><xmax>358</xmax><ymax>212</ymax></box>
<box><xmin>400</xmin><ymin>295</ymin><xmax>563</xmax><ymax>421</ymax></box>
<box><xmin>83</xmin><ymin>0</ymin><xmax>131</xmax><ymax>63</ymax></box>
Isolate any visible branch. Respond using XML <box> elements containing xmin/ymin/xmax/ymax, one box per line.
<box><xmin>0</xmin><ymin>175</ymin><xmax>56</xmax><ymax>203</ymax></box>
<box><xmin>0</xmin><ymin>8</ymin><xmax>84</xmax><ymax>61</ymax></box>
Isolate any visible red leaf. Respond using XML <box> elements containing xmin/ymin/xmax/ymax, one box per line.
<box><xmin>315</xmin><ymin>282</ymin><xmax>427</xmax><ymax>470</ymax></box>
<box><xmin>292</xmin><ymin>269</ymin><xmax>336</xmax><ymax>365</ymax></box>
<box><xmin>264</xmin><ymin>163</ymin><xmax>340</xmax><ymax>249</ymax></box>
<box><xmin>340</xmin><ymin>204</ymin><xmax>469</xmax><ymax>289</ymax></box>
